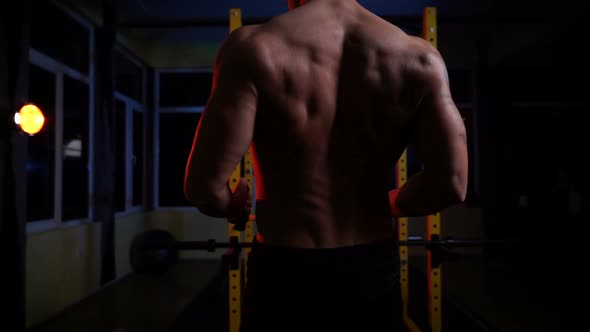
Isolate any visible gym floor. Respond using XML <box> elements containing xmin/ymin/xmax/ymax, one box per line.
<box><xmin>415</xmin><ymin>258</ymin><xmax>564</xmax><ymax>332</ymax></box>
<box><xmin>27</xmin><ymin>260</ymin><xmax>223</xmax><ymax>332</ymax></box>
<box><xmin>27</xmin><ymin>256</ymin><xmax>574</xmax><ymax>332</ymax></box>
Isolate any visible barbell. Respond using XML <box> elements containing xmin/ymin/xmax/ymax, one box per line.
<box><xmin>129</xmin><ymin>229</ymin><xmax>509</xmax><ymax>275</ymax></box>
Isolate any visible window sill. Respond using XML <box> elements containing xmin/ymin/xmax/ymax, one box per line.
<box><xmin>26</xmin><ymin>218</ymin><xmax>91</xmax><ymax>235</ymax></box>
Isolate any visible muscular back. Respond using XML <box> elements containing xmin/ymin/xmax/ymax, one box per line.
<box><xmin>246</xmin><ymin>2</ymin><xmax>442</xmax><ymax>247</ymax></box>
<box><xmin>186</xmin><ymin>0</ymin><xmax>467</xmax><ymax>248</ymax></box>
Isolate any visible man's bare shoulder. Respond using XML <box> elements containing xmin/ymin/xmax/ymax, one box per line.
<box><xmin>220</xmin><ymin>25</ymin><xmax>263</xmax><ymax>58</ymax></box>
<box><xmin>217</xmin><ymin>25</ymin><xmax>274</xmax><ymax>78</ymax></box>
<box><xmin>398</xmin><ymin>35</ymin><xmax>448</xmax><ymax>86</ymax></box>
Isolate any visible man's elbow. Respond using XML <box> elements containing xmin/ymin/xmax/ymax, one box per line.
<box><xmin>444</xmin><ymin>149</ymin><xmax>469</xmax><ymax>205</ymax></box>
<box><xmin>448</xmin><ymin>170</ymin><xmax>468</xmax><ymax>204</ymax></box>
<box><xmin>184</xmin><ymin>178</ymin><xmax>226</xmax><ymax>216</ymax></box>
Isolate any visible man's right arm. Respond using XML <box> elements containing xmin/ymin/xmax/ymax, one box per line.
<box><xmin>389</xmin><ymin>50</ymin><xmax>468</xmax><ymax>217</ymax></box>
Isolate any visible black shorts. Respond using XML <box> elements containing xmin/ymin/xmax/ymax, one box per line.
<box><xmin>241</xmin><ymin>238</ymin><xmax>405</xmax><ymax>332</ymax></box>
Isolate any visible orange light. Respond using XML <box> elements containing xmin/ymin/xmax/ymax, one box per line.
<box><xmin>15</xmin><ymin>104</ymin><xmax>44</xmax><ymax>135</ymax></box>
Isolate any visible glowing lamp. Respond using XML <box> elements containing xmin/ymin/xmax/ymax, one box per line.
<box><xmin>15</xmin><ymin>104</ymin><xmax>44</xmax><ymax>135</ymax></box>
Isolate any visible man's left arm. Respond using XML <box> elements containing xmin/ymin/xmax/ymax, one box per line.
<box><xmin>184</xmin><ymin>36</ymin><xmax>258</xmax><ymax>218</ymax></box>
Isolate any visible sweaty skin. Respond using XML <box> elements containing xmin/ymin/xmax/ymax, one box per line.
<box><xmin>185</xmin><ymin>0</ymin><xmax>468</xmax><ymax>248</ymax></box>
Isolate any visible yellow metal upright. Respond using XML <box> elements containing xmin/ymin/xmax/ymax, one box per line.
<box><xmin>397</xmin><ymin>151</ymin><xmax>412</xmax><ymax>329</ymax></box>
<box><xmin>228</xmin><ymin>165</ymin><xmax>242</xmax><ymax>332</ymax></box>
<box><xmin>423</xmin><ymin>6</ymin><xmax>442</xmax><ymax>332</ymax></box>
<box><xmin>243</xmin><ymin>149</ymin><xmax>255</xmax><ymax>274</ymax></box>
<box><xmin>397</xmin><ymin>151</ymin><xmax>420</xmax><ymax>332</ymax></box>
<box><xmin>228</xmin><ymin>8</ymin><xmax>244</xmax><ymax>332</ymax></box>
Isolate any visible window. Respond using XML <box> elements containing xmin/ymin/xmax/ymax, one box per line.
<box><xmin>155</xmin><ymin>69</ymin><xmax>211</xmax><ymax>208</ymax></box>
<box><xmin>158</xmin><ymin>113</ymin><xmax>201</xmax><ymax>207</ymax></box>
<box><xmin>26</xmin><ymin>62</ymin><xmax>92</xmax><ymax>226</ymax></box>
<box><xmin>113</xmin><ymin>47</ymin><xmax>146</xmax><ymax>213</ymax></box>
<box><xmin>159</xmin><ymin>71</ymin><xmax>212</xmax><ymax>108</ymax></box>
<box><xmin>26</xmin><ymin>2</ymin><xmax>94</xmax><ymax>231</ymax></box>
<box><xmin>31</xmin><ymin>0</ymin><xmax>90</xmax><ymax>74</ymax></box>
<box><xmin>115</xmin><ymin>99</ymin><xmax>127</xmax><ymax>212</ymax></box>
<box><xmin>26</xmin><ymin>64</ymin><xmax>56</xmax><ymax>222</ymax></box>
<box><xmin>133</xmin><ymin>109</ymin><xmax>144</xmax><ymax>207</ymax></box>
<box><xmin>114</xmin><ymin>49</ymin><xmax>144</xmax><ymax>102</ymax></box>
<box><xmin>62</xmin><ymin>75</ymin><xmax>89</xmax><ymax>221</ymax></box>
<box><xmin>114</xmin><ymin>95</ymin><xmax>145</xmax><ymax>213</ymax></box>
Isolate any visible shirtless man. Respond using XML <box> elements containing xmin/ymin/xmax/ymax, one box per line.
<box><xmin>184</xmin><ymin>0</ymin><xmax>468</xmax><ymax>330</ymax></box>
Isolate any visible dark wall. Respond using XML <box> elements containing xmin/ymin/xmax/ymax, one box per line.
<box><xmin>1</xmin><ymin>1</ymin><xmax>32</xmax><ymax>331</ymax></box>
<box><xmin>473</xmin><ymin>19</ymin><xmax>587</xmax><ymax>264</ymax></box>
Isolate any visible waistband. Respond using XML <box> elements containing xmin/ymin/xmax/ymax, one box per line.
<box><xmin>250</xmin><ymin>236</ymin><xmax>400</xmax><ymax>263</ymax></box>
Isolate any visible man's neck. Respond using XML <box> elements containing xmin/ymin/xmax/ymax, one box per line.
<box><xmin>290</xmin><ymin>0</ymin><xmax>357</xmax><ymax>12</ymax></box>
<box><xmin>300</xmin><ymin>0</ymin><xmax>355</xmax><ymax>6</ymax></box>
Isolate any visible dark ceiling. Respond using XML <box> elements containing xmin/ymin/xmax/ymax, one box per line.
<box><xmin>111</xmin><ymin>0</ymin><xmax>572</xmax><ymax>44</ymax></box>
<box><xmin>49</xmin><ymin>0</ymin><xmax>574</xmax><ymax>68</ymax></box>
<box><xmin>113</xmin><ymin>0</ymin><xmax>566</xmax><ymax>20</ymax></box>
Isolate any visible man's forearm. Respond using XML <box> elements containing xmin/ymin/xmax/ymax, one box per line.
<box><xmin>190</xmin><ymin>183</ymin><xmax>233</xmax><ymax>218</ymax></box>
<box><xmin>389</xmin><ymin>170</ymin><xmax>464</xmax><ymax>217</ymax></box>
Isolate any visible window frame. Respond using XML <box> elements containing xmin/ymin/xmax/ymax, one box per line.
<box><xmin>154</xmin><ymin>67</ymin><xmax>212</xmax><ymax>209</ymax></box>
<box><xmin>26</xmin><ymin>1</ymin><xmax>95</xmax><ymax>234</ymax></box>
<box><xmin>113</xmin><ymin>91</ymin><xmax>145</xmax><ymax>217</ymax></box>
<box><xmin>112</xmin><ymin>44</ymin><xmax>148</xmax><ymax>217</ymax></box>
